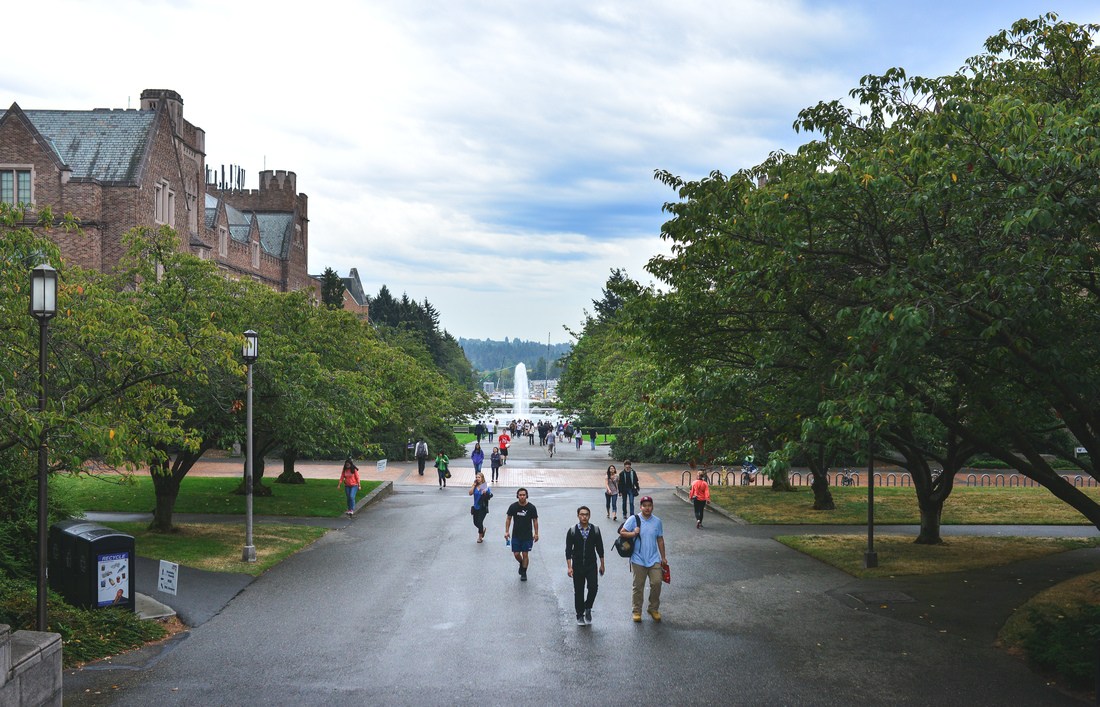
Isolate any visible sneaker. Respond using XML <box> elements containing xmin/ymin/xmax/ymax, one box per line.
<box><xmin>632</xmin><ymin>612</ymin><xmax>642</xmax><ymax>623</ymax></box>
<box><xmin>585</xmin><ymin>609</ymin><xmax>592</xmax><ymax>622</ymax></box>
<box><xmin>648</xmin><ymin>609</ymin><xmax>662</xmax><ymax>622</ymax></box>
<box><xmin>576</xmin><ymin>615</ymin><xmax>585</xmax><ymax>625</ymax></box>
<box><xmin>696</xmin><ymin>520</ymin><xmax>701</xmax><ymax>529</ymax></box>
<box><xmin>520</xmin><ymin>574</ymin><xmax>528</xmax><ymax>582</ymax></box>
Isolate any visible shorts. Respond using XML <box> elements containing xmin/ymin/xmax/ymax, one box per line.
<box><xmin>511</xmin><ymin>539</ymin><xmax>533</xmax><ymax>553</ymax></box>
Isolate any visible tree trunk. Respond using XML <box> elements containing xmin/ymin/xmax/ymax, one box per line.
<box><xmin>237</xmin><ymin>439</ymin><xmax>274</xmax><ymax>496</ymax></box>
<box><xmin>914</xmin><ymin>496</ymin><xmax>944</xmax><ymax>545</ymax></box>
<box><xmin>149</xmin><ymin>457</ymin><xmax>181</xmax><ymax>533</ymax></box>
<box><xmin>809</xmin><ymin>468</ymin><xmax>835</xmax><ymax>510</ymax></box>
<box><xmin>277</xmin><ymin>449</ymin><xmax>304</xmax><ymax>484</ymax></box>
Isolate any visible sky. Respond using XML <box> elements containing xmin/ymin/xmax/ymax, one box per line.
<box><xmin>5</xmin><ymin>1</ymin><xmax>1099</xmax><ymax>343</ymax></box>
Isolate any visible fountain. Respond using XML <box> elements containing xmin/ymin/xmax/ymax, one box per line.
<box><xmin>513</xmin><ymin>363</ymin><xmax>530</xmax><ymax>418</ymax></box>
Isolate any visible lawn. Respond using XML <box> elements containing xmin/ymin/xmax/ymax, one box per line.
<box><xmin>54</xmin><ymin>474</ymin><xmax>383</xmax><ymax>517</ymax></box>
<box><xmin>100</xmin><ymin>521</ymin><xmax>326</xmax><ymax>576</ymax></box>
<box><xmin>708</xmin><ymin>485</ymin><xmax>1100</xmax><ymax>525</ymax></box>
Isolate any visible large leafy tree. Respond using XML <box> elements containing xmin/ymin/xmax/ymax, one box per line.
<box><xmin>640</xmin><ymin>14</ymin><xmax>1100</xmax><ymax>541</ymax></box>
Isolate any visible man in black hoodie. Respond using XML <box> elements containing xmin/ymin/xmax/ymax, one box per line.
<box><xmin>565</xmin><ymin>506</ymin><xmax>605</xmax><ymax>626</ymax></box>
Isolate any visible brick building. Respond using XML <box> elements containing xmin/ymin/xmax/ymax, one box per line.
<box><xmin>0</xmin><ymin>88</ymin><xmax>313</xmax><ymax>294</ymax></box>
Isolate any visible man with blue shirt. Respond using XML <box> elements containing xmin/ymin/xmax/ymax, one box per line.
<box><xmin>619</xmin><ymin>495</ymin><xmax>667</xmax><ymax>622</ymax></box>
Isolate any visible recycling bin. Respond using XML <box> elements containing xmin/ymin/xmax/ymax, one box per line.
<box><xmin>48</xmin><ymin>520</ymin><xmax>135</xmax><ymax>611</ymax></box>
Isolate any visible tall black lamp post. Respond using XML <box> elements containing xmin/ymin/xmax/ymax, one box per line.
<box><xmin>29</xmin><ymin>263</ymin><xmax>58</xmax><ymax>631</ymax></box>
<box><xmin>242</xmin><ymin>330</ymin><xmax>258</xmax><ymax>563</ymax></box>
<box><xmin>864</xmin><ymin>430</ymin><xmax>878</xmax><ymax>568</ymax></box>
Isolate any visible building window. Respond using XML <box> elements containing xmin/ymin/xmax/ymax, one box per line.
<box><xmin>0</xmin><ymin>167</ymin><xmax>33</xmax><ymax>205</ymax></box>
<box><xmin>251</xmin><ymin>242</ymin><xmax>260</xmax><ymax>268</ymax></box>
<box><xmin>218</xmin><ymin>227</ymin><xmax>228</xmax><ymax>257</ymax></box>
<box><xmin>154</xmin><ymin>180</ymin><xmax>175</xmax><ymax>226</ymax></box>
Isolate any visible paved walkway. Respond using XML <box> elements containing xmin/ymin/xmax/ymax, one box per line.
<box><xmin>64</xmin><ymin>441</ymin><xmax>1099</xmax><ymax>705</ymax></box>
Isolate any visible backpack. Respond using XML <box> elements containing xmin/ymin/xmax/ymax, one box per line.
<box><xmin>613</xmin><ymin>514</ymin><xmax>642</xmax><ymax>558</ymax></box>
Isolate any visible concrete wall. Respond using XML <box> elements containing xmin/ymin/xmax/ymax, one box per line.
<box><xmin>0</xmin><ymin>624</ymin><xmax>62</xmax><ymax>706</ymax></box>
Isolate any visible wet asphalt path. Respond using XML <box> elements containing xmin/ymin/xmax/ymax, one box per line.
<box><xmin>63</xmin><ymin>481</ymin><xmax>1085</xmax><ymax>706</ymax></box>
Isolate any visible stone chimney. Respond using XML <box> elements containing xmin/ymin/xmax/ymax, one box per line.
<box><xmin>139</xmin><ymin>89</ymin><xmax>184</xmax><ymax>123</ymax></box>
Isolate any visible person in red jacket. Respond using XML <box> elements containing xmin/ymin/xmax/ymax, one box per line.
<box><xmin>689</xmin><ymin>469</ymin><xmax>711</xmax><ymax>528</ymax></box>
<box><xmin>337</xmin><ymin>459</ymin><xmax>360</xmax><ymax>517</ymax></box>
<box><xmin>498</xmin><ymin>432</ymin><xmax>511</xmax><ymax>464</ymax></box>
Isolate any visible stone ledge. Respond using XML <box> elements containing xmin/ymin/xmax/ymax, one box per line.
<box><xmin>2</xmin><ymin>625</ymin><xmax>62</xmax><ymax>707</ymax></box>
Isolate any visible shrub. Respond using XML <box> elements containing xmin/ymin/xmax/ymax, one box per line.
<box><xmin>1020</xmin><ymin>603</ymin><xmax>1100</xmax><ymax>689</ymax></box>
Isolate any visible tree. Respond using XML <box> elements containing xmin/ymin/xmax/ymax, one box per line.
<box><xmin>320</xmin><ymin>267</ymin><xmax>345</xmax><ymax>308</ymax></box>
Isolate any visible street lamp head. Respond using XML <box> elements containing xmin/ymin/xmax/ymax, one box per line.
<box><xmin>242</xmin><ymin>329</ymin><xmax>259</xmax><ymax>363</ymax></box>
<box><xmin>29</xmin><ymin>263</ymin><xmax>58</xmax><ymax>321</ymax></box>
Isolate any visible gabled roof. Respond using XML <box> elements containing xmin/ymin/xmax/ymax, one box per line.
<box><xmin>255</xmin><ymin>213</ymin><xmax>294</xmax><ymax>258</ymax></box>
<box><xmin>0</xmin><ymin>108</ymin><xmax>156</xmax><ymax>184</ymax></box>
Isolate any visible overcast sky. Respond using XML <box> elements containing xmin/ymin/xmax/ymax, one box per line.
<box><xmin>6</xmin><ymin>1</ymin><xmax>1098</xmax><ymax>342</ymax></box>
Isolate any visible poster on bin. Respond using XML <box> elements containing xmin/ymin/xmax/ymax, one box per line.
<box><xmin>97</xmin><ymin>552</ymin><xmax>130</xmax><ymax>606</ymax></box>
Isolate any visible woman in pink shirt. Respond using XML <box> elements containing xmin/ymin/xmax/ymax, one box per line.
<box><xmin>337</xmin><ymin>458</ymin><xmax>360</xmax><ymax>517</ymax></box>
<box><xmin>689</xmin><ymin>469</ymin><xmax>711</xmax><ymax>529</ymax></box>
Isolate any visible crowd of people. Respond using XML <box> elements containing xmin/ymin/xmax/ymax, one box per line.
<box><xmin>344</xmin><ymin>430</ymin><xmax>713</xmax><ymax>626</ymax></box>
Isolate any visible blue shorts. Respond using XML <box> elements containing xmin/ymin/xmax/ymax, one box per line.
<box><xmin>511</xmin><ymin>539</ymin><xmax>533</xmax><ymax>553</ymax></box>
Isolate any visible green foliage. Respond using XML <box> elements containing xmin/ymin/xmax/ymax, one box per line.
<box><xmin>0</xmin><ymin>575</ymin><xmax>166</xmax><ymax>668</ymax></box>
<box><xmin>460</xmin><ymin>337</ymin><xmax>571</xmax><ymax>379</ymax></box>
<box><xmin>319</xmin><ymin>267</ymin><xmax>345</xmax><ymax>308</ymax></box>
<box><xmin>1019</xmin><ymin>603</ymin><xmax>1100</xmax><ymax>689</ymax></box>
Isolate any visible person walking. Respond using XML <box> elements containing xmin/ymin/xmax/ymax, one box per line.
<box><xmin>489</xmin><ymin>420</ymin><xmax>497</xmax><ymax>442</ymax></box>
<box><xmin>566</xmin><ymin>506</ymin><xmax>605</xmax><ymax>625</ymax></box>
<box><xmin>469</xmin><ymin>472</ymin><xmax>492</xmax><ymax>543</ymax></box>
<box><xmin>414</xmin><ymin>439</ymin><xmax>429</xmax><ymax>476</ymax></box>
<box><xmin>490</xmin><ymin>447</ymin><xmax>502</xmax><ymax>483</ymax></box>
<box><xmin>336</xmin><ymin>458</ymin><xmax>360</xmax><ymax>517</ymax></box>
<box><xmin>474</xmin><ymin>421</ymin><xmax>485</xmax><ymax>444</ymax></box>
<box><xmin>689</xmin><ymin>469</ymin><xmax>711</xmax><ymax>528</ymax></box>
<box><xmin>498</xmin><ymin>431</ymin><xmax>511</xmax><ymax>465</ymax></box>
<box><xmin>575</xmin><ymin>427</ymin><xmax>583</xmax><ymax>449</ymax></box>
<box><xmin>471</xmin><ymin>442</ymin><xmax>485</xmax><ymax>474</ymax></box>
<box><xmin>504</xmin><ymin>488</ymin><xmax>539</xmax><ymax>581</ymax></box>
<box><xmin>618</xmin><ymin>460</ymin><xmax>640</xmax><ymax>516</ymax></box>
<box><xmin>604</xmin><ymin>465</ymin><xmax>619</xmax><ymax>521</ymax></box>
<box><xmin>434</xmin><ymin>451</ymin><xmax>450</xmax><ymax>489</ymax></box>
<box><xmin>619</xmin><ymin>495</ymin><xmax>667</xmax><ymax>622</ymax></box>
<box><xmin>546</xmin><ymin>430</ymin><xmax>556</xmax><ymax>458</ymax></box>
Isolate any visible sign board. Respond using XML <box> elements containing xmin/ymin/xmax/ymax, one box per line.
<box><xmin>97</xmin><ymin>552</ymin><xmax>130</xmax><ymax>607</ymax></box>
<box><xmin>376</xmin><ymin>459</ymin><xmax>388</xmax><ymax>473</ymax></box>
<box><xmin>1076</xmin><ymin>447</ymin><xmax>1088</xmax><ymax>456</ymax></box>
<box><xmin>158</xmin><ymin>560</ymin><xmax>179</xmax><ymax>596</ymax></box>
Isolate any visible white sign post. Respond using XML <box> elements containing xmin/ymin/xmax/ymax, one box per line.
<box><xmin>158</xmin><ymin>560</ymin><xmax>179</xmax><ymax>596</ymax></box>
<box><xmin>376</xmin><ymin>459</ymin><xmax>388</xmax><ymax>473</ymax></box>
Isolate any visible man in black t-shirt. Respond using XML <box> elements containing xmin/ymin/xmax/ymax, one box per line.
<box><xmin>505</xmin><ymin>488</ymin><xmax>539</xmax><ymax>581</ymax></box>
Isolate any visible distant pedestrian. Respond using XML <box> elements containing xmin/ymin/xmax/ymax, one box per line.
<box><xmin>414</xmin><ymin>439</ymin><xmax>429</xmax><ymax>476</ymax></box>
<box><xmin>589</xmin><ymin>429</ymin><xmax>597</xmax><ymax>450</ymax></box>
<box><xmin>575</xmin><ymin>428</ymin><xmax>583</xmax><ymax>449</ymax></box>
<box><xmin>505</xmin><ymin>488</ymin><xmax>539</xmax><ymax>581</ymax></box>
<box><xmin>471</xmin><ymin>442</ymin><xmax>485</xmax><ymax>474</ymax></box>
<box><xmin>469</xmin><ymin>472</ymin><xmax>492</xmax><ymax>543</ymax></box>
<box><xmin>566</xmin><ymin>506</ymin><xmax>605</xmax><ymax>625</ymax></box>
<box><xmin>618</xmin><ymin>460</ymin><xmax>640</xmax><ymax>516</ymax></box>
<box><xmin>604</xmin><ymin>465</ymin><xmax>619</xmax><ymax>521</ymax></box>
<box><xmin>336</xmin><ymin>458</ymin><xmax>360</xmax><ymax>517</ymax></box>
<box><xmin>546</xmin><ymin>430</ymin><xmax>556</xmax><ymax>458</ymax></box>
<box><xmin>499</xmin><ymin>432</ymin><xmax>511</xmax><ymax>464</ymax></box>
<box><xmin>619</xmin><ymin>495</ymin><xmax>667</xmax><ymax>622</ymax></box>
<box><xmin>489</xmin><ymin>420</ymin><xmax>497</xmax><ymax>442</ymax></box>
<box><xmin>474</xmin><ymin>421</ymin><xmax>485</xmax><ymax>444</ymax></box>
<box><xmin>490</xmin><ymin>447</ymin><xmax>502</xmax><ymax>482</ymax></box>
<box><xmin>689</xmin><ymin>469</ymin><xmax>711</xmax><ymax>528</ymax></box>
<box><xmin>434</xmin><ymin>452</ymin><xmax>450</xmax><ymax>489</ymax></box>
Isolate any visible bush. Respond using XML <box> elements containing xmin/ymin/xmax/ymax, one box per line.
<box><xmin>0</xmin><ymin>448</ymin><xmax>82</xmax><ymax>579</ymax></box>
<box><xmin>0</xmin><ymin>574</ymin><xmax>167</xmax><ymax>668</ymax></box>
<box><xmin>1020</xmin><ymin>602</ymin><xmax>1100</xmax><ymax>689</ymax></box>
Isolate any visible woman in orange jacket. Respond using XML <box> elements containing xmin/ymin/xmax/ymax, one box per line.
<box><xmin>337</xmin><ymin>458</ymin><xmax>360</xmax><ymax>517</ymax></box>
<box><xmin>689</xmin><ymin>469</ymin><xmax>711</xmax><ymax>529</ymax></box>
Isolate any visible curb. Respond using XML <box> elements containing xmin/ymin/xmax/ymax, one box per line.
<box><xmin>672</xmin><ymin>486</ymin><xmax>748</xmax><ymax>525</ymax></box>
<box><xmin>352</xmin><ymin>479</ymin><xmax>393</xmax><ymax>515</ymax></box>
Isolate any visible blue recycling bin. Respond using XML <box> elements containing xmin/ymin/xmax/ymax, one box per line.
<box><xmin>49</xmin><ymin>520</ymin><xmax>135</xmax><ymax>611</ymax></box>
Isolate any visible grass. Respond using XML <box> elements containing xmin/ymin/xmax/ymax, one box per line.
<box><xmin>455</xmin><ymin>432</ymin><xmax>476</xmax><ymax>445</ymax></box>
<box><xmin>54</xmin><ymin>475</ymin><xmax>383</xmax><ymax>517</ymax></box>
<box><xmin>708</xmin><ymin>485</ymin><xmax>1100</xmax><ymax>525</ymax></box>
<box><xmin>100</xmin><ymin>521</ymin><xmax>327</xmax><ymax>576</ymax></box>
<box><xmin>776</xmin><ymin>534</ymin><xmax>1100</xmax><ymax>578</ymax></box>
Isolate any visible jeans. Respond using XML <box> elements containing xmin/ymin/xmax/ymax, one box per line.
<box><xmin>590</xmin><ymin>439</ymin><xmax>596</xmax><ymax>450</ymax></box>
<box><xmin>693</xmin><ymin>498</ymin><xmax>707</xmax><ymax>522</ymax></box>
<box><xmin>622</xmin><ymin>490</ymin><xmax>636</xmax><ymax>516</ymax></box>
<box><xmin>631</xmin><ymin>562</ymin><xmax>663</xmax><ymax>614</ymax></box>
<box><xmin>417</xmin><ymin>456</ymin><xmax>426</xmax><ymax>475</ymax></box>
<box><xmin>472</xmin><ymin>507</ymin><xmax>488</xmax><ymax>535</ymax></box>
<box><xmin>491</xmin><ymin>465</ymin><xmax>500</xmax><ymax>482</ymax></box>
<box><xmin>344</xmin><ymin>485</ymin><xmax>358</xmax><ymax>511</ymax></box>
<box><xmin>605</xmin><ymin>493</ymin><xmax>618</xmax><ymax>515</ymax></box>
<box><xmin>473</xmin><ymin>461</ymin><xmax>483</xmax><ymax>473</ymax></box>
<box><xmin>573</xmin><ymin>564</ymin><xmax>599</xmax><ymax>616</ymax></box>
<box><xmin>437</xmin><ymin>468</ymin><xmax>447</xmax><ymax>486</ymax></box>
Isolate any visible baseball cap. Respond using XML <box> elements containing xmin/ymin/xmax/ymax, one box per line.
<box><xmin>639</xmin><ymin>496</ymin><xmax>653</xmax><ymax>504</ymax></box>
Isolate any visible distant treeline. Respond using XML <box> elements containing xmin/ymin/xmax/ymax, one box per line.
<box><xmin>459</xmin><ymin>337</ymin><xmax>572</xmax><ymax>380</ymax></box>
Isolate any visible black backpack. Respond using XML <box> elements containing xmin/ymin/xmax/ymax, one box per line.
<box><xmin>613</xmin><ymin>514</ymin><xmax>641</xmax><ymax>558</ymax></box>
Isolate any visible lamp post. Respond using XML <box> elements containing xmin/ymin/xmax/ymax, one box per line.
<box><xmin>242</xmin><ymin>330</ymin><xmax>258</xmax><ymax>563</ymax></box>
<box><xmin>864</xmin><ymin>429</ymin><xmax>878</xmax><ymax>568</ymax></box>
<box><xmin>29</xmin><ymin>263</ymin><xmax>58</xmax><ymax>631</ymax></box>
